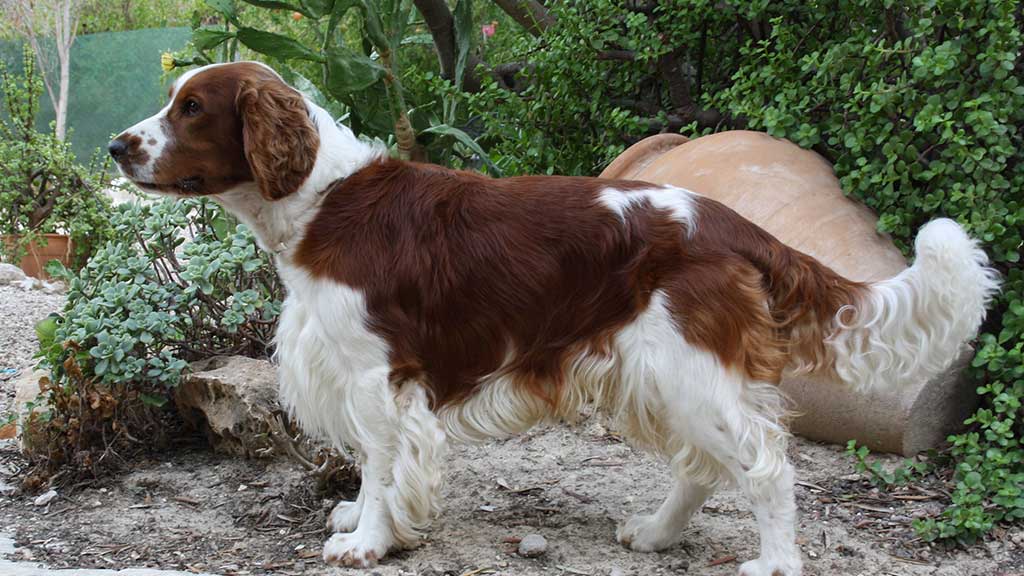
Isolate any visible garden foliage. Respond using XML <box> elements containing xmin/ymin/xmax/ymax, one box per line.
<box><xmin>46</xmin><ymin>198</ymin><xmax>281</xmax><ymax>390</ymax></box>
<box><xmin>0</xmin><ymin>47</ymin><xmax>115</xmax><ymax>267</ymax></box>
<box><xmin>27</xmin><ymin>197</ymin><xmax>282</xmax><ymax>476</ymax></box>
<box><xmin>713</xmin><ymin>1</ymin><xmax>1024</xmax><ymax>542</ymax></box>
<box><xmin>22</xmin><ymin>0</ymin><xmax>1021</xmax><ymax>543</ymax></box>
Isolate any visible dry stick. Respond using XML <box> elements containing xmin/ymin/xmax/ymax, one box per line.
<box><xmin>707</xmin><ymin>555</ymin><xmax>738</xmax><ymax>567</ymax></box>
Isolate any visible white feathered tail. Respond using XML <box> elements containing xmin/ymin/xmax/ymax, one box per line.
<box><xmin>825</xmin><ymin>218</ymin><xmax>1000</xmax><ymax>392</ymax></box>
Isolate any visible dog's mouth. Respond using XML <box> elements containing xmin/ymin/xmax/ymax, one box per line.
<box><xmin>132</xmin><ymin>176</ymin><xmax>204</xmax><ymax>196</ymax></box>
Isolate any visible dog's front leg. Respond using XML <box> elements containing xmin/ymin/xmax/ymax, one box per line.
<box><xmin>323</xmin><ymin>447</ymin><xmax>394</xmax><ymax>567</ymax></box>
<box><xmin>322</xmin><ymin>378</ymin><xmax>446</xmax><ymax>568</ymax></box>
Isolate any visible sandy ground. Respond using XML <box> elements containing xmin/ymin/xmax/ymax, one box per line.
<box><xmin>1</xmin><ymin>278</ymin><xmax>1021</xmax><ymax>576</ymax></box>
<box><xmin>1</xmin><ymin>420</ymin><xmax>1021</xmax><ymax>576</ymax></box>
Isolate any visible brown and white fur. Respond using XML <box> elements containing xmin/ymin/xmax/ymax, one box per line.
<box><xmin>109</xmin><ymin>62</ymin><xmax>999</xmax><ymax>576</ymax></box>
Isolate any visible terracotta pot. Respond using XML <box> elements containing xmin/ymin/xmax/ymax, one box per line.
<box><xmin>2</xmin><ymin>233</ymin><xmax>73</xmax><ymax>279</ymax></box>
<box><xmin>599</xmin><ymin>131</ymin><xmax>976</xmax><ymax>455</ymax></box>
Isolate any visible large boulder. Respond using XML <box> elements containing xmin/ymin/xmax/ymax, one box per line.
<box><xmin>175</xmin><ymin>356</ymin><xmax>280</xmax><ymax>458</ymax></box>
<box><xmin>600</xmin><ymin>131</ymin><xmax>976</xmax><ymax>455</ymax></box>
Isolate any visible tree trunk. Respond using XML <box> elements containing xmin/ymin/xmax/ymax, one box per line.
<box><xmin>412</xmin><ymin>0</ymin><xmax>482</xmax><ymax>92</ymax></box>
<box><xmin>52</xmin><ymin>0</ymin><xmax>77</xmax><ymax>141</ymax></box>
<box><xmin>6</xmin><ymin>0</ymin><xmax>80</xmax><ymax>140</ymax></box>
<box><xmin>492</xmin><ymin>0</ymin><xmax>554</xmax><ymax>37</ymax></box>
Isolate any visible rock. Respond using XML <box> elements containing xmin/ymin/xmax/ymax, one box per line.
<box><xmin>33</xmin><ymin>489</ymin><xmax>57</xmax><ymax>506</ymax></box>
<box><xmin>41</xmin><ymin>280</ymin><xmax>66</xmax><ymax>294</ymax></box>
<box><xmin>670</xmin><ymin>559</ymin><xmax>690</xmax><ymax>572</ymax></box>
<box><xmin>16</xmin><ymin>277</ymin><xmax>40</xmax><ymax>291</ymax></box>
<box><xmin>0</xmin><ymin>263</ymin><xmax>26</xmax><ymax>285</ymax></box>
<box><xmin>609</xmin><ymin>568</ymin><xmax>626</xmax><ymax>576</ymax></box>
<box><xmin>12</xmin><ymin>369</ymin><xmax>49</xmax><ymax>458</ymax></box>
<box><xmin>517</xmin><ymin>533</ymin><xmax>548</xmax><ymax>558</ymax></box>
<box><xmin>175</xmin><ymin>356</ymin><xmax>279</xmax><ymax>458</ymax></box>
<box><xmin>0</xmin><ymin>479</ymin><xmax>17</xmax><ymax>496</ymax></box>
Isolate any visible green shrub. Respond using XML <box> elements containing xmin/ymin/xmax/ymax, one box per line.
<box><xmin>169</xmin><ymin>0</ymin><xmax>490</xmax><ymax>167</ymax></box>
<box><xmin>30</xmin><ymin>198</ymin><xmax>282</xmax><ymax>476</ymax></box>
<box><xmin>713</xmin><ymin>0</ymin><xmax>1023</xmax><ymax>542</ymax></box>
<box><xmin>0</xmin><ymin>46</ymin><xmax>115</xmax><ymax>268</ymax></box>
<box><xmin>48</xmin><ymin>198</ymin><xmax>282</xmax><ymax>385</ymax></box>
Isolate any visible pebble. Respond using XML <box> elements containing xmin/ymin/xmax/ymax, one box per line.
<box><xmin>670</xmin><ymin>559</ymin><xmax>690</xmax><ymax>571</ymax></box>
<box><xmin>517</xmin><ymin>533</ymin><xmax>548</xmax><ymax>557</ymax></box>
<box><xmin>609</xmin><ymin>568</ymin><xmax>626</xmax><ymax>576</ymax></box>
<box><xmin>33</xmin><ymin>489</ymin><xmax>58</xmax><ymax>506</ymax></box>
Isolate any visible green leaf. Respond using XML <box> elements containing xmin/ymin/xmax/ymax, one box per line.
<box><xmin>325</xmin><ymin>0</ymin><xmax>359</xmax><ymax>48</ymax></box>
<box><xmin>139</xmin><ymin>393</ymin><xmax>169</xmax><ymax>408</ymax></box>
<box><xmin>400</xmin><ymin>33</ymin><xmax>435</xmax><ymax>46</ymax></box>
<box><xmin>357</xmin><ymin>0</ymin><xmax>388</xmax><ymax>50</ymax></box>
<box><xmin>236</xmin><ymin>27</ymin><xmax>325</xmax><ymax>62</ymax></box>
<box><xmin>193</xmin><ymin>28</ymin><xmax>236</xmax><ymax>51</ymax></box>
<box><xmin>300</xmin><ymin>0</ymin><xmax>333</xmax><ymax>18</ymax></box>
<box><xmin>239</xmin><ymin>0</ymin><xmax>311</xmax><ymax>17</ymax></box>
<box><xmin>453</xmin><ymin>0</ymin><xmax>473</xmax><ymax>90</ymax></box>
<box><xmin>204</xmin><ymin>0</ymin><xmax>239</xmax><ymax>22</ymax></box>
<box><xmin>421</xmin><ymin>124</ymin><xmax>501</xmax><ymax>176</ymax></box>
<box><xmin>325</xmin><ymin>47</ymin><xmax>386</xmax><ymax>97</ymax></box>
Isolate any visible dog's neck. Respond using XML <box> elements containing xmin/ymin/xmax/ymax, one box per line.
<box><xmin>214</xmin><ymin>102</ymin><xmax>382</xmax><ymax>262</ymax></box>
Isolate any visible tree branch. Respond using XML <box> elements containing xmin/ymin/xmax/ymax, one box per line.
<box><xmin>657</xmin><ymin>48</ymin><xmax>692</xmax><ymax>112</ymax></box>
<box><xmin>596</xmin><ymin>49</ymin><xmax>635</xmax><ymax>61</ymax></box>
<box><xmin>492</xmin><ymin>0</ymin><xmax>554</xmax><ymax>37</ymax></box>
<box><xmin>412</xmin><ymin>0</ymin><xmax>482</xmax><ymax>92</ymax></box>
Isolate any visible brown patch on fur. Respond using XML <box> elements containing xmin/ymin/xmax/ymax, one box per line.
<box><xmin>685</xmin><ymin>197</ymin><xmax>866</xmax><ymax>381</ymax></box>
<box><xmin>117</xmin><ymin>134</ymin><xmax>150</xmax><ymax>176</ymax></box>
<box><xmin>296</xmin><ymin>160</ymin><xmax>656</xmax><ymax>408</ymax></box>
<box><xmin>295</xmin><ymin>161</ymin><xmax>865</xmax><ymax>409</ymax></box>
<box><xmin>237</xmin><ymin>75</ymin><xmax>320</xmax><ymax>200</ymax></box>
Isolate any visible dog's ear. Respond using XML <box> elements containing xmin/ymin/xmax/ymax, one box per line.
<box><xmin>237</xmin><ymin>79</ymin><xmax>320</xmax><ymax>201</ymax></box>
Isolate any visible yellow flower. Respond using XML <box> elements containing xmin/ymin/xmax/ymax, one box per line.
<box><xmin>161</xmin><ymin>52</ymin><xmax>176</xmax><ymax>73</ymax></box>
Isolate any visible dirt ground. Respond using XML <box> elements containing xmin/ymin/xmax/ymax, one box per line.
<box><xmin>1</xmin><ymin>418</ymin><xmax>1022</xmax><ymax>576</ymax></box>
<box><xmin>1</xmin><ymin>285</ymin><xmax>1021</xmax><ymax>576</ymax></box>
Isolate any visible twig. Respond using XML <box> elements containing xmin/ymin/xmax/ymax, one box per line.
<box><xmin>707</xmin><ymin>555</ymin><xmax>737</xmax><ymax>567</ymax></box>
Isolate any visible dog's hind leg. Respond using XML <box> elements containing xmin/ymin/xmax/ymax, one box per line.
<box><xmin>668</xmin><ymin>371</ymin><xmax>802</xmax><ymax>576</ymax></box>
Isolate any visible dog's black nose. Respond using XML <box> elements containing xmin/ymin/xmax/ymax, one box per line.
<box><xmin>107</xmin><ymin>139</ymin><xmax>127</xmax><ymax>160</ymax></box>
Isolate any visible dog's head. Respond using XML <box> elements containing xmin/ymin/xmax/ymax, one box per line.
<box><xmin>109</xmin><ymin>61</ymin><xmax>319</xmax><ymax>201</ymax></box>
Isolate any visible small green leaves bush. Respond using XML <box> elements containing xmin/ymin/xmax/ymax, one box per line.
<box><xmin>0</xmin><ymin>46</ymin><xmax>115</xmax><ymax>268</ymax></box>
<box><xmin>29</xmin><ymin>198</ymin><xmax>282</xmax><ymax>477</ymax></box>
<box><xmin>712</xmin><ymin>1</ymin><xmax>1023</xmax><ymax>543</ymax></box>
<box><xmin>47</xmin><ymin>198</ymin><xmax>282</xmax><ymax>390</ymax></box>
<box><xmin>12</xmin><ymin>193</ymin><xmax>282</xmax><ymax>481</ymax></box>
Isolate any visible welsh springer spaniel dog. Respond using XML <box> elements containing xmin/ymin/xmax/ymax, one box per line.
<box><xmin>109</xmin><ymin>62</ymin><xmax>998</xmax><ymax>575</ymax></box>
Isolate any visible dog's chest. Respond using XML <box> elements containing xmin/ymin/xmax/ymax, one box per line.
<box><xmin>273</xmin><ymin>270</ymin><xmax>391</xmax><ymax>443</ymax></box>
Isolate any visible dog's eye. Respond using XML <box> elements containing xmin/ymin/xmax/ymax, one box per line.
<box><xmin>182</xmin><ymin>99</ymin><xmax>201</xmax><ymax>117</ymax></box>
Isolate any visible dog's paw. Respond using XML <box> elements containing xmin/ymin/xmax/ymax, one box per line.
<box><xmin>737</xmin><ymin>556</ymin><xmax>803</xmax><ymax>576</ymax></box>
<box><xmin>326</xmin><ymin>499</ymin><xmax>362</xmax><ymax>533</ymax></box>
<box><xmin>615</xmin><ymin>514</ymin><xmax>680</xmax><ymax>552</ymax></box>
<box><xmin>322</xmin><ymin>530</ymin><xmax>390</xmax><ymax>568</ymax></box>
